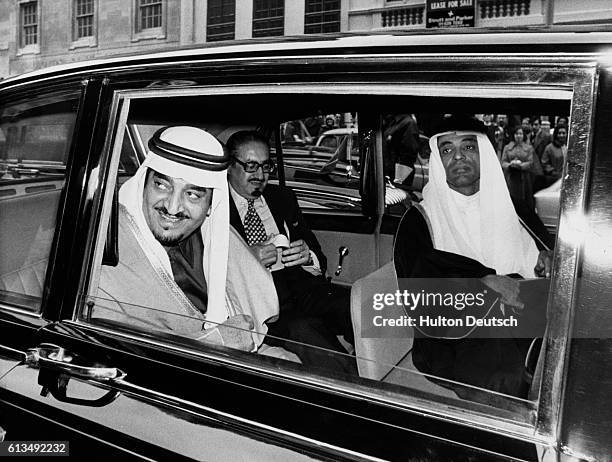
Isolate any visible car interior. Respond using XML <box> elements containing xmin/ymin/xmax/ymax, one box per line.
<box><xmin>0</xmin><ymin>93</ymin><xmax>79</xmax><ymax>311</ymax></box>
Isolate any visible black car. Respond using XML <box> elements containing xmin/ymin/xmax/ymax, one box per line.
<box><xmin>1</xmin><ymin>29</ymin><xmax>611</xmax><ymax>461</ymax></box>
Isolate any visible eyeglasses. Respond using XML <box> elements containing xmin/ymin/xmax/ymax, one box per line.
<box><xmin>233</xmin><ymin>158</ymin><xmax>276</xmax><ymax>173</ymax></box>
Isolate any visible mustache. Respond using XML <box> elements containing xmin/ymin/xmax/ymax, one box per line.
<box><xmin>155</xmin><ymin>206</ymin><xmax>188</xmax><ymax>219</ymax></box>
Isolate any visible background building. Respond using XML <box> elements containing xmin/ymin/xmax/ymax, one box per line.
<box><xmin>1</xmin><ymin>0</ymin><xmax>611</xmax><ymax>78</ymax></box>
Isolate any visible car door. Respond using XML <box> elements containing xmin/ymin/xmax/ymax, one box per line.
<box><xmin>0</xmin><ymin>76</ymin><xmax>335</xmax><ymax>461</ymax></box>
<box><xmin>0</xmin><ymin>77</ymin><xmax>125</xmax><ymax>454</ymax></box>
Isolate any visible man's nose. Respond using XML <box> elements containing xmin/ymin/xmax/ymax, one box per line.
<box><xmin>251</xmin><ymin>167</ymin><xmax>265</xmax><ymax>179</ymax></box>
<box><xmin>164</xmin><ymin>191</ymin><xmax>184</xmax><ymax>215</ymax></box>
<box><xmin>454</xmin><ymin>148</ymin><xmax>466</xmax><ymax>160</ymax></box>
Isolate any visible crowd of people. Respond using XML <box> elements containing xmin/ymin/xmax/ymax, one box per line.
<box><xmin>488</xmin><ymin>114</ymin><xmax>569</xmax><ymax>210</ymax></box>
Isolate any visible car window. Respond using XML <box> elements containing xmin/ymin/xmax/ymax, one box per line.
<box><xmin>272</xmin><ymin>113</ymin><xmax>361</xmax><ymax>211</ymax></box>
<box><xmin>318</xmin><ymin>133</ymin><xmax>338</xmax><ymax>150</ymax></box>
<box><xmin>0</xmin><ymin>91</ymin><xmax>80</xmax><ymax>312</ymax></box>
<box><xmin>82</xmin><ymin>87</ymin><xmax>578</xmax><ymax>434</ymax></box>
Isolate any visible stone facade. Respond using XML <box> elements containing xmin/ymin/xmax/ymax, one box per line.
<box><xmin>0</xmin><ymin>0</ymin><xmax>610</xmax><ymax>78</ymax></box>
<box><xmin>1</xmin><ymin>0</ymin><xmax>183</xmax><ymax>77</ymax></box>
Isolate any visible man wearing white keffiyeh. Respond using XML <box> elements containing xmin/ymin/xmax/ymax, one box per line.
<box><xmin>393</xmin><ymin>115</ymin><xmax>553</xmax><ymax>397</ymax></box>
<box><xmin>92</xmin><ymin>126</ymin><xmax>298</xmax><ymax>361</ymax></box>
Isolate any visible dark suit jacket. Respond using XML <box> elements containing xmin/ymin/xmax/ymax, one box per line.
<box><xmin>229</xmin><ymin>184</ymin><xmax>326</xmax><ymax>272</ymax></box>
<box><xmin>532</xmin><ymin>130</ymin><xmax>552</xmax><ymax>159</ymax></box>
<box><xmin>229</xmin><ymin>184</ymin><xmax>328</xmax><ymax>307</ymax></box>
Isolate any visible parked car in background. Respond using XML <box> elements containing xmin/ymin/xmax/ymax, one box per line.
<box><xmin>535</xmin><ymin>179</ymin><xmax>562</xmax><ymax>234</ymax></box>
<box><xmin>1</xmin><ymin>30</ymin><xmax>611</xmax><ymax>461</ymax></box>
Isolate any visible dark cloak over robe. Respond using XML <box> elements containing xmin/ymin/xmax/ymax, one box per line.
<box><xmin>394</xmin><ymin>203</ymin><xmax>550</xmax><ymax>398</ymax></box>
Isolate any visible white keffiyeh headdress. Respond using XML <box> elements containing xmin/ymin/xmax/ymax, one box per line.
<box><xmin>422</xmin><ymin>130</ymin><xmax>538</xmax><ymax>277</ymax></box>
<box><xmin>119</xmin><ymin>126</ymin><xmax>231</xmax><ymax>325</ymax></box>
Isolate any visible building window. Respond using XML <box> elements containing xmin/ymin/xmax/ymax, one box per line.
<box><xmin>304</xmin><ymin>0</ymin><xmax>340</xmax><ymax>34</ymax></box>
<box><xmin>137</xmin><ymin>0</ymin><xmax>163</xmax><ymax>32</ymax></box>
<box><xmin>207</xmin><ymin>0</ymin><xmax>235</xmax><ymax>42</ymax></box>
<box><xmin>253</xmin><ymin>0</ymin><xmax>284</xmax><ymax>38</ymax></box>
<box><xmin>20</xmin><ymin>1</ymin><xmax>39</xmax><ymax>47</ymax></box>
<box><xmin>74</xmin><ymin>0</ymin><xmax>95</xmax><ymax>40</ymax></box>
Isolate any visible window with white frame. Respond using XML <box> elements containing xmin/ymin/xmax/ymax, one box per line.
<box><xmin>73</xmin><ymin>0</ymin><xmax>95</xmax><ymax>41</ymax></box>
<box><xmin>20</xmin><ymin>1</ymin><xmax>39</xmax><ymax>48</ymax></box>
<box><xmin>136</xmin><ymin>0</ymin><xmax>163</xmax><ymax>34</ymax></box>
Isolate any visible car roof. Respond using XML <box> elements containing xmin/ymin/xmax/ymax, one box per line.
<box><xmin>2</xmin><ymin>28</ymin><xmax>612</xmax><ymax>90</ymax></box>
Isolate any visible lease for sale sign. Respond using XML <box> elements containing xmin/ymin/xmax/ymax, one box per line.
<box><xmin>427</xmin><ymin>0</ymin><xmax>475</xmax><ymax>29</ymax></box>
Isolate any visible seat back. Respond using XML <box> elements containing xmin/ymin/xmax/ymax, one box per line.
<box><xmin>351</xmin><ymin>260</ymin><xmax>461</xmax><ymax>398</ymax></box>
<box><xmin>0</xmin><ymin>185</ymin><xmax>61</xmax><ymax>299</ymax></box>
<box><xmin>350</xmin><ymin>261</ymin><xmax>413</xmax><ymax>380</ymax></box>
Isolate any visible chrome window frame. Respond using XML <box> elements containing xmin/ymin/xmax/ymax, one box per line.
<box><xmin>78</xmin><ymin>58</ymin><xmax>596</xmax><ymax>446</ymax></box>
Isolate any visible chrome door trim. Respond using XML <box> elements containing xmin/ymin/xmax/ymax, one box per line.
<box><xmin>113</xmin><ymin>82</ymin><xmax>574</xmax><ymax>101</ymax></box>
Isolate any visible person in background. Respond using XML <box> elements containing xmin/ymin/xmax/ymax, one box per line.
<box><xmin>530</xmin><ymin>118</ymin><xmax>551</xmax><ymax>192</ymax></box>
<box><xmin>482</xmin><ymin>114</ymin><xmax>498</xmax><ymax>150</ymax></box>
<box><xmin>383</xmin><ymin>113</ymin><xmax>420</xmax><ymax>185</ymax></box>
<box><xmin>320</xmin><ymin>114</ymin><xmax>336</xmax><ymax>133</ymax></box>
<box><xmin>494</xmin><ymin>114</ymin><xmax>510</xmax><ymax>158</ymax></box>
<box><xmin>555</xmin><ymin>116</ymin><xmax>569</xmax><ymax>129</ymax></box>
<box><xmin>541</xmin><ymin>124</ymin><xmax>568</xmax><ymax>184</ymax></box>
<box><xmin>304</xmin><ymin>113</ymin><xmax>323</xmax><ymax>140</ymax></box>
<box><xmin>530</xmin><ymin>118</ymin><xmax>551</xmax><ymax>158</ymax></box>
<box><xmin>520</xmin><ymin>117</ymin><xmax>533</xmax><ymax>144</ymax></box>
<box><xmin>501</xmin><ymin>127</ymin><xmax>536</xmax><ymax>210</ymax></box>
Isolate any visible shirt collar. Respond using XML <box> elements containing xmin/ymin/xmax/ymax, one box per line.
<box><xmin>229</xmin><ymin>182</ymin><xmax>265</xmax><ymax>209</ymax></box>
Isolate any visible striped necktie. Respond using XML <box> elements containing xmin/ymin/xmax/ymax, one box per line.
<box><xmin>244</xmin><ymin>199</ymin><xmax>267</xmax><ymax>246</ymax></box>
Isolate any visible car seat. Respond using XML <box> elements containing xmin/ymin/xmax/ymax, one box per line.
<box><xmin>349</xmin><ymin>220</ymin><xmax>456</xmax><ymax>397</ymax></box>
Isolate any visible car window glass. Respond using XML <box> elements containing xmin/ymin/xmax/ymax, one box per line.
<box><xmin>0</xmin><ymin>92</ymin><xmax>79</xmax><ymax>312</ymax></box>
<box><xmin>271</xmin><ymin>113</ymin><xmax>360</xmax><ymax>211</ymax></box>
<box><xmin>83</xmin><ymin>91</ymin><xmax>574</xmax><ymax>429</ymax></box>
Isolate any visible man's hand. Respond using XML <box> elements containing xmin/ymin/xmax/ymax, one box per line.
<box><xmin>534</xmin><ymin>250</ymin><xmax>553</xmax><ymax>278</ymax></box>
<box><xmin>281</xmin><ymin>239</ymin><xmax>311</xmax><ymax>268</ymax></box>
<box><xmin>198</xmin><ymin>314</ymin><xmax>255</xmax><ymax>352</ymax></box>
<box><xmin>250</xmin><ymin>242</ymin><xmax>277</xmax><ymax>268</ymax></box>
<box><xmin>481</xmin><ymin>274</ymin><xmax>523</xmax><ymax>311</ymax></box>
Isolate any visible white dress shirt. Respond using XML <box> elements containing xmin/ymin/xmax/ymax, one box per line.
<box><xmin>229</xmin><ymin>183</ymin><xmax>321</xmax><ymax>275</ymax></box>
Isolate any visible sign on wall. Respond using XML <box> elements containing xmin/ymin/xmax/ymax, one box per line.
<box><xmin>426</xmin><ymin>0</ymin><xmax>475</xmax><ymax>29</ymax></box>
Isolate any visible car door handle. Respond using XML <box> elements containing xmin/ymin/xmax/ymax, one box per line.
<box><xmin>25</xmin><ymin>344</ymin><xmax>125</xmax><ymax>407</ymax></box>
<box><xmin>335</xmin><ymin>246</ymin><xmax>349</xmax><ymax>276</ymax></box>
<box><xmin>25</xmin><ymin>344</ymin><xmax>126</xmax><ymax>381</ymax></box>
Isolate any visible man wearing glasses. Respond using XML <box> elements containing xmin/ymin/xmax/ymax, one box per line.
<box><xmin>227</xmin><ymin>130</ymin><xmax>356</xmax><ymax>375</ymax></box>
